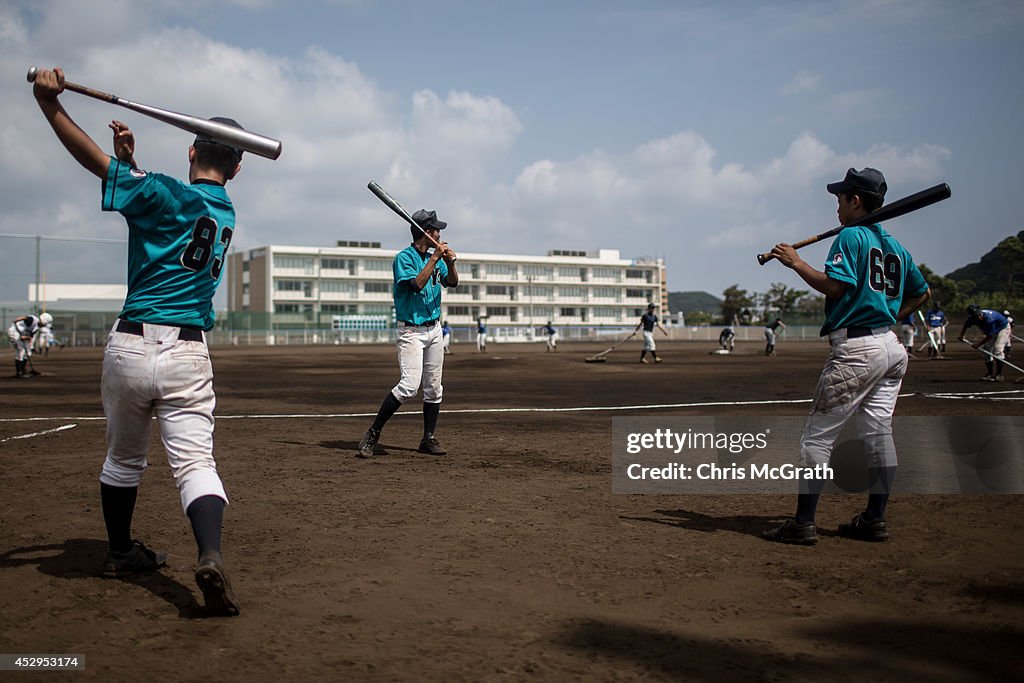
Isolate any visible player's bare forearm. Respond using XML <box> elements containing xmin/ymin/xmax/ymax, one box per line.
<box><xmin>895</xmin><ymin>289</ymin><xmax>930</xmax><ymax>322</ymax></box>
<box><xmin>33</xmin><ymin>69</ymin><xmax>110</xmax><ymax>179</ymax></box>
<box><xmin>413</xmin><ymin>254</ymin><xmax>443</xmax><ymax>290</ymax></box>
<box><xmin>769</xmin><ymin>243</ymin><xmax>846</xmax><ymax>299</ymax></box>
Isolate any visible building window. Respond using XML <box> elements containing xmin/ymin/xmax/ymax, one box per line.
<box><xmin>593</xmin><ymin>307</ymin><xmax>621</xmax><ymax>318</ymax></box>
<box><xmin>362</xmin><ymin>304</ymin><xmax>392</xmax><ymax>314</ymax></box>
<box><xmin>560</xmin><ymin>307</ymin><xmax>578</xmax><ymax>317</ymax></box>
<box><xmin>486</xmin><ymin>285</ymin><xmax>509</xmax><ymax>296</ymax></box>
<box><xmin>276</xmin><ymin>280</ymin><xmax>312</xmax><ymax>296</ymax></box>
<box><xmin>486</xmin><ymin>306</ymin><xmax>509</xmax><ymax>317</ymax></box>
<box><xmin>558</xmin><ymin>286</ymin><xmax>586</xmax><ymax>299</ymax></box>
<box><xmin>522</xmin><ymin>264</ymin><xmax>553</xmax><ymax>279</ymax></box>
<box><xmin>592</xmin><ymin>287</ymin><xmax>620</xmax><ymax>300</ymax></box>
<box><xmin>322</xmin><ymin>258</ymin><xmax>357</xmax><ymax>275</ymax></box>
<box><xmin>274</xmin><ymin>303</ymin><xmax>300</xmax><ymax>313</ymax></box>
<box><xmin>487</xmin><ymin>263</ymin><xmax>518</xmax><ymax>279</ymax></box>
<box><xmin>363</xmin><ymin>259</ymin><xmax>391</xmax><ymax>271</ymax></box>
<box><xmin>321</xmin><ymin>303</ymin><xmax>358</xmax><ymax>314</ymax></box>
<box><xmin>626</xmin><ymin>288</ymin><xmax>649</xmax><ymax>299</ymax></box>
<box><xmin>447</xmin><ymin>306</ymin><xmax>470</xmax><ymax>316</ymax></box>
<box><xmin>274</xmin><ymin>255</ymin><xmax>315</xmax><ymax>273</ymax></box>
<box><xmin>364</xmin><ymin>281</ymin><xmax>391</xmax><ymax>293</ymax></box>
<box><xmin>320</xmin><ymin>281</ymin><xmax>358</xmax><ymax>295</ymax></box>
<box><xmin>592</xmin><ymin>267</ymin><xmax>620</xmax><ymax>280</ymax></box>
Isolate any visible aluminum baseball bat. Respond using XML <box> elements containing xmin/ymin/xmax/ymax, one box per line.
<box><xmin>27</xmin><ymin>67</ymin><xmax>282</xmax><ymax>160</ymax></box>
<box><xmin>959</xmin><ymin>338</ymin><xmax>1024</xmax><ymax>377</ymax></box>
<box><xmin>366</xmin><ymin>181</ymin><xmax>443</xmax><ymax>250</ymax></box>
<box><xmin>917</xmin><ymin>310</ymin><xmax>939</xmax><ymax>352</ymax></box>
<box><xmin>757</xmin><ymin>183</ymin><xmax>951</xmax><ymax>265</ymax></box>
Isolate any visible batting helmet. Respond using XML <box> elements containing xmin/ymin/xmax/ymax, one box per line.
<box><xmin>40</xmin><ymin>312</ymin><xmax>53</xmax><ymax>325</ymax></box>
<box><xmin>966</xmin><ymin>304</ymin><xmax>981</xmax><ymax>317</ymax></box>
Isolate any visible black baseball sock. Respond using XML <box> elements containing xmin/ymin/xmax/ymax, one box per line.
<box><xmin>865</xmin><ymin>466</ymin><xmax>897</xmax><ymax>521</ymax></box>
<box><xmin>985</xmin><ymin>360</ymin><xmax>994</xmax><ymax>376</ymax></box>
<box><xmin>423</xmin><ymin>402</ymin><xmax>440</xmax><ymax>437</ymax></box>
<box><xmin>794</xmin><ymin>478</ymin><xmax>826</xmax><ymax>525</ymax></box>
<box><xmin>794</xmin><ymin>493</ymin><xmax>820</xmax><ymax>525</ymax></box>
<box><xmin>996</xmin><ymin>360</ymin><xmax>1005</xmax><ymax>377</ymax></box>
<box><xmin>371</xmin><ymin>392</ymin><xmax>403</xmax><ymax>432</ymax></box>
<box><xmin>100</xmin><ymin>483</ymin><xmax>138</xmax><ymax>553</ymax></box>
<box><xmin>187</xmin><ymin>495</ymin><xmax>225</xmax><ymax>559</ymax></box>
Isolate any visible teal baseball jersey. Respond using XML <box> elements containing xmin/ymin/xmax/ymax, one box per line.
<box><xmin>102</xmin><ymin>159</ymin><xmax>235</xmax><ymax>330</ymax></box>
<box><xmin>393</xmin><ymin>244</ymin><xmax>450</xmax><ymax>324</ymax></box>
<box><xmin>820</xmin><ymin>224</ymin><xmax>927</xmax><ymax>335</ymax></box>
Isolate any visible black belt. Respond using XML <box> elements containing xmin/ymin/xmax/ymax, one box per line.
<box><xmin>399</xmin><ymin>319</ymin><xmax>437</xmax><ymax>328</ymax></box>
<box><xmin>846</xmin><ymin>326</ymin><xmax>875</xmax><ymax>338</ymax></box>
<box><xmin>117</xmin><ymin>319</ymin><xmax>205</xmax><ymax>342</ymax></box>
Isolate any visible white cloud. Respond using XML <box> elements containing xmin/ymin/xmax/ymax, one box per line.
<box><xmin>781</xmin><ymin>71</ymin><xmax>820</xmax><ymax>95</ymax></box>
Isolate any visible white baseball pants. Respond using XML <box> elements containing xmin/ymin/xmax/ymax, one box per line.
<box><xmin>393</xmin><ymin>322</ymin><xmax>444</xmax><ymax>403</ymax></box>
<box><xmin>799</xmin><ymin>329</ymin><xmax>907</xmax><ymax>470</ymax></box>
<box><xmin>99</xmin><ymin>321</ymin><xmax>227</xmax><ymax>513</ymax></box>
<box><xmin>642</xmin><ymin>331</ymin><xmax>656</xmax><ymax>351</ymax></box>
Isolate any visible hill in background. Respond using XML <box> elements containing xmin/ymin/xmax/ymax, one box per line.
<box><xmin>667</xmin><ymin>291</ymin><xmax>722</xmax><ymax>314</ymax></box>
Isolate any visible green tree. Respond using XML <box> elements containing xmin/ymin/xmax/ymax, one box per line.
<box><xmin>995</xmin><ymin>236</ymin><xmax>1024</xmax><ymax>298</ymax></box>
<box><xmin>720</xmin><ymin>284</ymin><xmax>754</xmax><ymax>324</ymax></box>
<box><xmin>763</xmin><ymin>282</ymin><xmax>809</xmax><ymax>316</ymax></box>
<box><xmin>917</xmin><ymin>263</ymin><xmax>960</xmax><ymax>309</ymax></box>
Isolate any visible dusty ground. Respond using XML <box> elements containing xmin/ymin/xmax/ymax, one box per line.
<box><xmin>1</xmin><ymin>338</ymin><xmax>1022</xmax><ymax>681</ymax></box>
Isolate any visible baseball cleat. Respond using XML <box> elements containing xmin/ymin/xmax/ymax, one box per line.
<box><xmin>357</xmin><ymin>428</ymin><xmax>381</xmax><ymax>458</ymax></box>
<box><xmin>640</xmin><ymin>358</ymin><xmax>650</xmax><ymax>364</ymax></box>
<box><xmin>195</xmin><ymin>551</ymin><xmax>240</xmax><ymax>617</ymax></box>
<box><xmin>837</xmin><ymin>513</ymin><xmax>889</xmax><ymax>542</ymax></box>
<box><xmin>418</xmin><ymin>434</ymin><xmax>447</xmax><ymax>456</ymax></box>
<box><xmin>102</xmin><ymin>540</ymin><xmax>167</xmax><ymax>577</ymax></box>
<box><xmin>762</xmin><ymin>518</ymin><xmax>817</xmax><ymax>545</ymax></box>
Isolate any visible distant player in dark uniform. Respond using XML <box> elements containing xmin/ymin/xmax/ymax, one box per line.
<box><xmin>441</xmin><ymin>320</ymin><xmax>453</xmax><ymax>354</ymax></box>
<box><xmin>476</xmin><ymin>317</ymin><xmax>487</xmax><ymax>352</ymax></box>
<box><xmin>925</xmin><ymin>302</ymin><xmax>947</xmax><ymax>358</ymax></box>
<box><xmin>718</xmin><ymin>326</ymin><xmax>735</xmax><ymax>352</ymax></box>
<box><xmin>544</xmin><ymin>321</ymin><xmax>558</xmax><ymax>352</ymax></box>
<box><xmin>959</xmin><ymin>305</ymin><xmax>1009</xmax><ymax>382</ymax></box>
<box><xmin>763</xmin><ymin>167</ymin><xmax>930</xmax><ymax>545</ymax></box>
<box><xmin>358</xmin><ymin>210</ymin><xmax>459</xmax><ymax>458</ymax></box>
<box><xmin>764</xmin><ymin>318</ymin><xmax>786</xmax><ymax>356</ymax></box>
<box><xmin>33</xmin><ymin>67</ymin><xmax>245</xmax><ymax>615</ymax></box>
<box><xmin>634</xmin><ymin>303</ymin><xmax>667</xmax><ymax>363</ymax></box>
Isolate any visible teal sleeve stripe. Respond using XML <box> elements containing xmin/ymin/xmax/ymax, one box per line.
<box><xmin>101</xmin><ymin>157</ymin><xmax>119</xmax><ymax>211</ymax></box>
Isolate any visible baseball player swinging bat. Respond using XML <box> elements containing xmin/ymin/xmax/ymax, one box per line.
<box><xmin>367</xmin><ymin>181</ymin><xmax>450</xmax><ymax>255</ymax></box>
<box><xmin>26</xmin><ymin>66</ymin><xmax>282</xmax><ymax>160</ymax></box>
<box><xmin>756</xmin><ymin>183</ymin><xmax>951</xmax><ymax>265</ymax></box>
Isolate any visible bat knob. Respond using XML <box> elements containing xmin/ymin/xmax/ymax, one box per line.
<box><xmin>756</xmin><ymin>253</ymin><xmax>767</xmax><ymax>265</ymax></box>
<box><xmin>26</xmin><ymin>66</ymin><xmax>38</xmax><ymax>83</ymax></box>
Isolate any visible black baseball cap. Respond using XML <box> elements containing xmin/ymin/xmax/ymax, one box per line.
<box><xmin>194</xmin><ymin>116</ymin><xmax>245</xmax><ymax>158</ymax></box>
<box><xmin>412</xmin><ymin>209</ymin><xmax>447</xmax><ymax>230</ymax></box>
<box><xmin>826</xmin><ymin>167</ymin><xmax>887</xmax><ymax>198</ymax></box>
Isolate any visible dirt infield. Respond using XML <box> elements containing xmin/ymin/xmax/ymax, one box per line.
<box><xmin>2</xmin><ymin>339</ymin><xmax>1022</xmax><ymax>681</ymax></box>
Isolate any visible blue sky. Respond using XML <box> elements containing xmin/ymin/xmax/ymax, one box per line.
<box><xmin>1</xmin><ymin>0</ymin><xmax>1021</xmax><ymax>304</ymax></box>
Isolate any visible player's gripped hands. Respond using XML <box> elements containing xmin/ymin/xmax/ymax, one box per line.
<box><xmin>32</xmin><ymin>67</ymin><xmax>65</xmax><ymax>102</ymax></box>
<box><xmin>770</xmin><ymin>243</ymin><xmax>802</xmax><ymax>269</ymax></box>
<box><xmin>441</xmin><ymin>245</ymin><xmax>458</xmax><ymax>264</ymax></box>
<box><xmin>109</xmin><ymin>121</ymin><xmax>135</xmax><ymax>164</ymax></box>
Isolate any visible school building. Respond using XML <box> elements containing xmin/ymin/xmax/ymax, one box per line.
<box><xmin>225</xmin><ymin>242</ymin><xmax>667</xmax><ymax>334</ymax></box>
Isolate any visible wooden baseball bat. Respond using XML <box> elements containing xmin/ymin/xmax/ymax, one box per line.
<box><xmin>27</xmin><ymin>66</ymin><xmax>282</xmax><ymax>160</ymax></box>
<box><xmin>757</xmin><ymin>183</ymin><xmax>951</xmax><ymax>265</ymax></box>
<box><xmin>367</xmin><ymin>181</ymin><xmax>444</xmax><ymax>250</ymax></box>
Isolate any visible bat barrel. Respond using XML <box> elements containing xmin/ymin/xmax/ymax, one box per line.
<box><xmin>27</xmin><ymin>66</ymin><xmax>282</xmax><ymax>160</ymax></box>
